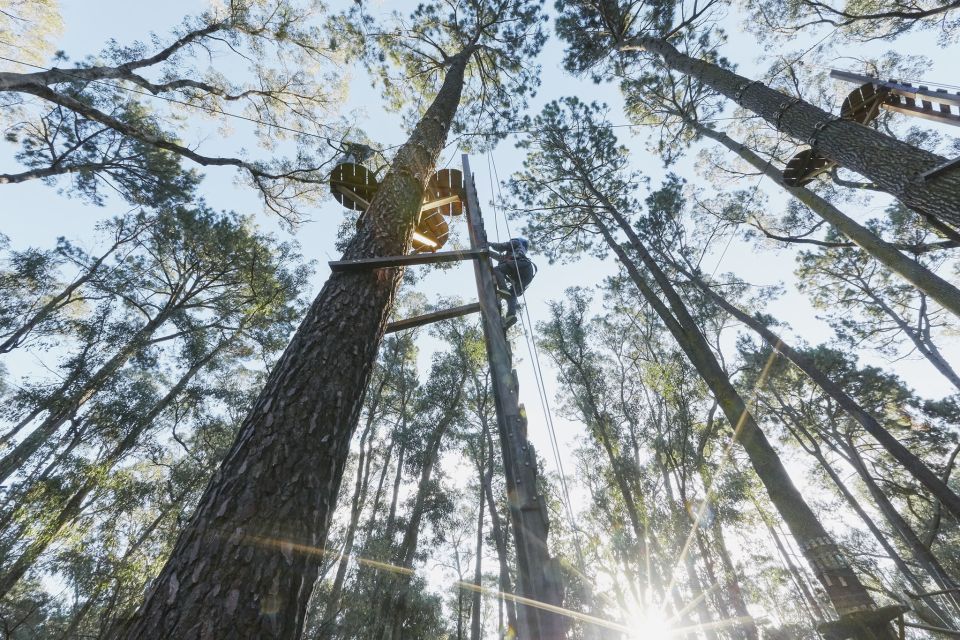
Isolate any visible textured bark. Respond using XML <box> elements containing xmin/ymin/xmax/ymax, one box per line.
<box><xmin>624</xmin><ymin>37</ymin><xmax>960</xmax><ymax>225</ymax></box>
<box><xmin>692</xmin><ymin>122</ymin><xmax>960</xmax><ymax>321</ymax></box>
<box><xmin>117</xmin><ymin>52</ymin><xmax>472</xmax><ymax>640</ymax></box>
<box><xmin>589</xmin><ymin>208</ymin><xmax>884</xmax><ymax>622</ymax></box>
<box><xmin>680</xmin><ymin>266</ymin><xmax>960</xmax><ymax>521</ymax></box>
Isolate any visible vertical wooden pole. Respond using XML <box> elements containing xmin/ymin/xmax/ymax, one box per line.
<box><xmin>462</xmin><ymin>154</ymin><xmax>566</xmax><ymax>638</ymax></box>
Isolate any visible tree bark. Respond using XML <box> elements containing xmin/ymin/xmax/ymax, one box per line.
<box><xmin>678</xmin><ymin>264</ymin><xmax>960</xmax><ymax>521</ymax></box>
<box><xmin>117</xmin><ymin>51</ymin><xmax>473</xmax><ymax>640</ymax></box>
<box><xmin>623</xmin><ymin>37</ymin><xmax>960</xmax><ymax>226</ymax></box>
<box><xmin>691</xmin><ymin>122</ymin><xmax>960</xmax><ymax>322</ymax></box>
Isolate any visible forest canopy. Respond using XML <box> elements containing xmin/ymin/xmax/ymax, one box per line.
<box><xmin>0</xmin><ymin>0</ymin><xmax>958</xmax><ymax>639</ymax></box>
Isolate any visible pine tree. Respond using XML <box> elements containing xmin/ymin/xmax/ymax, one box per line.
<box><xmin>117</xmin><ymin>3</ymin><xmax>546</xmax><ymax>637</ymax></box>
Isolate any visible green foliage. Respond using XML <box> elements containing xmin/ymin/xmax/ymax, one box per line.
<box><xmin>342</xmin><ymin>0</ymin><xmax>548</xmax><ymax>148</ymax></box>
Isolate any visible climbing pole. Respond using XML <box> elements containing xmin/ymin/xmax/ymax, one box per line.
<box><xmin>462</xmin><ymin>154</ymin><xmax>567</xmax><ymax>639</ymax></box>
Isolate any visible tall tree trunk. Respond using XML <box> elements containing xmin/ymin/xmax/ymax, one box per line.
<box><xmin>0</xmin><ymin>309</ymin><xmax>173</xmax><ymax>484</ymax></box>
<box><xmin>621</xmin><ymin>37</ymin><xmax>960</xmax><ymax>225</ymax></box>
<box><xmin>60</xmin><ymin>488</ymin><xmax>188</xmax><ymax>640</ymax></box>
<box><xmin>482</xmin><ymin>423</ymin><xmax>518</xmax><ymax>635</ymax></box>
<box><xmin>324</xmin><ymin>402</ymin><xmax>379</xmax><ymax>621</ymax></box>
<box><xmin>838</xmin><ymin>434</ymin><xmax>960</xmax><ymax>606</ymax></box>
<box><xmin>677</xmin><ymin>263</ymin><xmax>960</xmax><ymax>521</ymax></box>
<box><xmin>0</xmin><ymin>221</ymin><xmax>145</xmax><ymax>354</ymax></box>
<box><xmin>587</xmin><ymin>206</ymin><xmax>886</xmax><ymax>626</ymax></box>
<box><xmin>766</xmin><ymin>518</ymin><xmax>827</xmax><ymax>622</ymax></box>
<box><xmin>707</xmin><ymin>514</ymin><xmax>757</xmax><ymax>640</ymax></box>
<box><xmin>689</xmin><ymin>121</ymin><xmax>960</xmax><ymax>322</ymax></box>
<box><xmin>117</xmin><ymin>51</ymin><xmax>474</xmax><ymax>640</ymax></box>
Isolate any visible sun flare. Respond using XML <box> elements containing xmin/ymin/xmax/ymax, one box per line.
<box><xmin>626</xmin><ymin>610</ymin><xmax>674</xmax><ymax>640</ymax></box>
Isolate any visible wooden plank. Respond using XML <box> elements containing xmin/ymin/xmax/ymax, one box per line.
<box><xmin>830</xmin><ymin>69</ymin><xmax>960</xmax><ymax>108</ymax></box>
<box><xmin>385</xmin><ymin>302</ymin><xmax>481</xmax><ymax>333</ymax></box>
<box><xmin>332</xmin><ymin>184</ymin><xmax>370</xmax><ymax>210</ymax></box>
<box><xmin>936</xmin><ymin>89</ymin><xmax>952</xmax><ymax>114</ymax></box>
<box><xmin>420</xmin><ymin>194</ymin><xmax>461</xmax><ymax>212</ymax></box>
<box><xmin>462</xmin><ymin>154</ymin><xmax>566</xmax><ymax>639</ymax></box>
<box><xmin>883</xmin><ymin>102</ymin><xmax>960</xmax><ymax>128</ymax></box>
<box><xmin>329</xmin><ymin>248</ymin><xmax>488</xmax><ymax>272</ymax></box>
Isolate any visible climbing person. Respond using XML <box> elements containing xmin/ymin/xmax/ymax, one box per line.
<box><xmin>489</xmin><ymin>237</ymin><xmax>536</xmax><ymax>329</ymax></box>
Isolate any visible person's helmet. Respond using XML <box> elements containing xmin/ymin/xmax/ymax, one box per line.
<box><xmin>516</xmin><ymin>237</ymin><xmax>530</xmax><ymax>250</ymax></box>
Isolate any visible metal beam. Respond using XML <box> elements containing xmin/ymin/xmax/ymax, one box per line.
<box><xmin>385</xmin><ymin>303</ymin><xmax>481</xmax><ymax>334</ymax></box>
<box><xmin>329</xmin><ymin>248</ymin><xmax>488</xmax><ymax>272</ymax></box>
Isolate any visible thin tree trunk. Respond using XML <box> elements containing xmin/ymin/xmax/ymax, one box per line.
<box><xmin>678</xmin><ymin>263</ymin><xmax>960</xmax><ymax>521</ymax></box>
<box><xmin>690</xmin><ymin>121</ymin><xmax>960</xmax><ymax>321</ymax></box>
<box><xmin>0</xmin><ymin>220</ymin><xmax>145</xmax><ymax>354</ymax></box>
<box><xmin>60</xmin><ymin>488</ymin><xmax>186</xmax><ymax>640</ymax></box>
<box><xmin>587</xmin><ymin>206</ymin><xmax>885</xmax><ymax>624</ymax></box>
<box><xmin>0</xmin><ymin>340</ymin><xmax>228</xmax><ymax>598</ymax></box>
<box><xmin>708</xmin><ymin>515</ymin><xmax>757</xmax><ymax>640</ymax></box>
<box><xmin>766</xmin><ymin>519</ymin><xmax>826</xmax><ymax>622</ymax></box>
<box><xmin>839</xmin><ymin>434</ymin><xmax>960</xmax><ymax>605</ymax></box>
<box><xmin>118</xmin><ymin>50</ymin><xmax>474</xmax><ymax>640</ymax></box>
<box><xmin>470</xmin><ymin>481</ymin><xmax>485</xmax><ymax>640</ymax></box>
<box><xmin>483</xmin><ymin>423</ymin><xmax>518</xmax><ymax>635</ymax></box>
<box><xmin>0</xmin><ymin>310</ymin><xmax>172</xmax><ymax>484</ymax></box>
<box><xmin>325</xmin><ymin>386</ymin><xmax>383</xmax><ymax>619</ymax></box>
<box><xmin>621</xmin><ymin>37</ymin><xmax>960</xmax><ymax>225</ymax></box>
<box><xmin>379</xmin><ymin>371</ymin><xmax>467</xmax><ymax>640</ymax></box>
